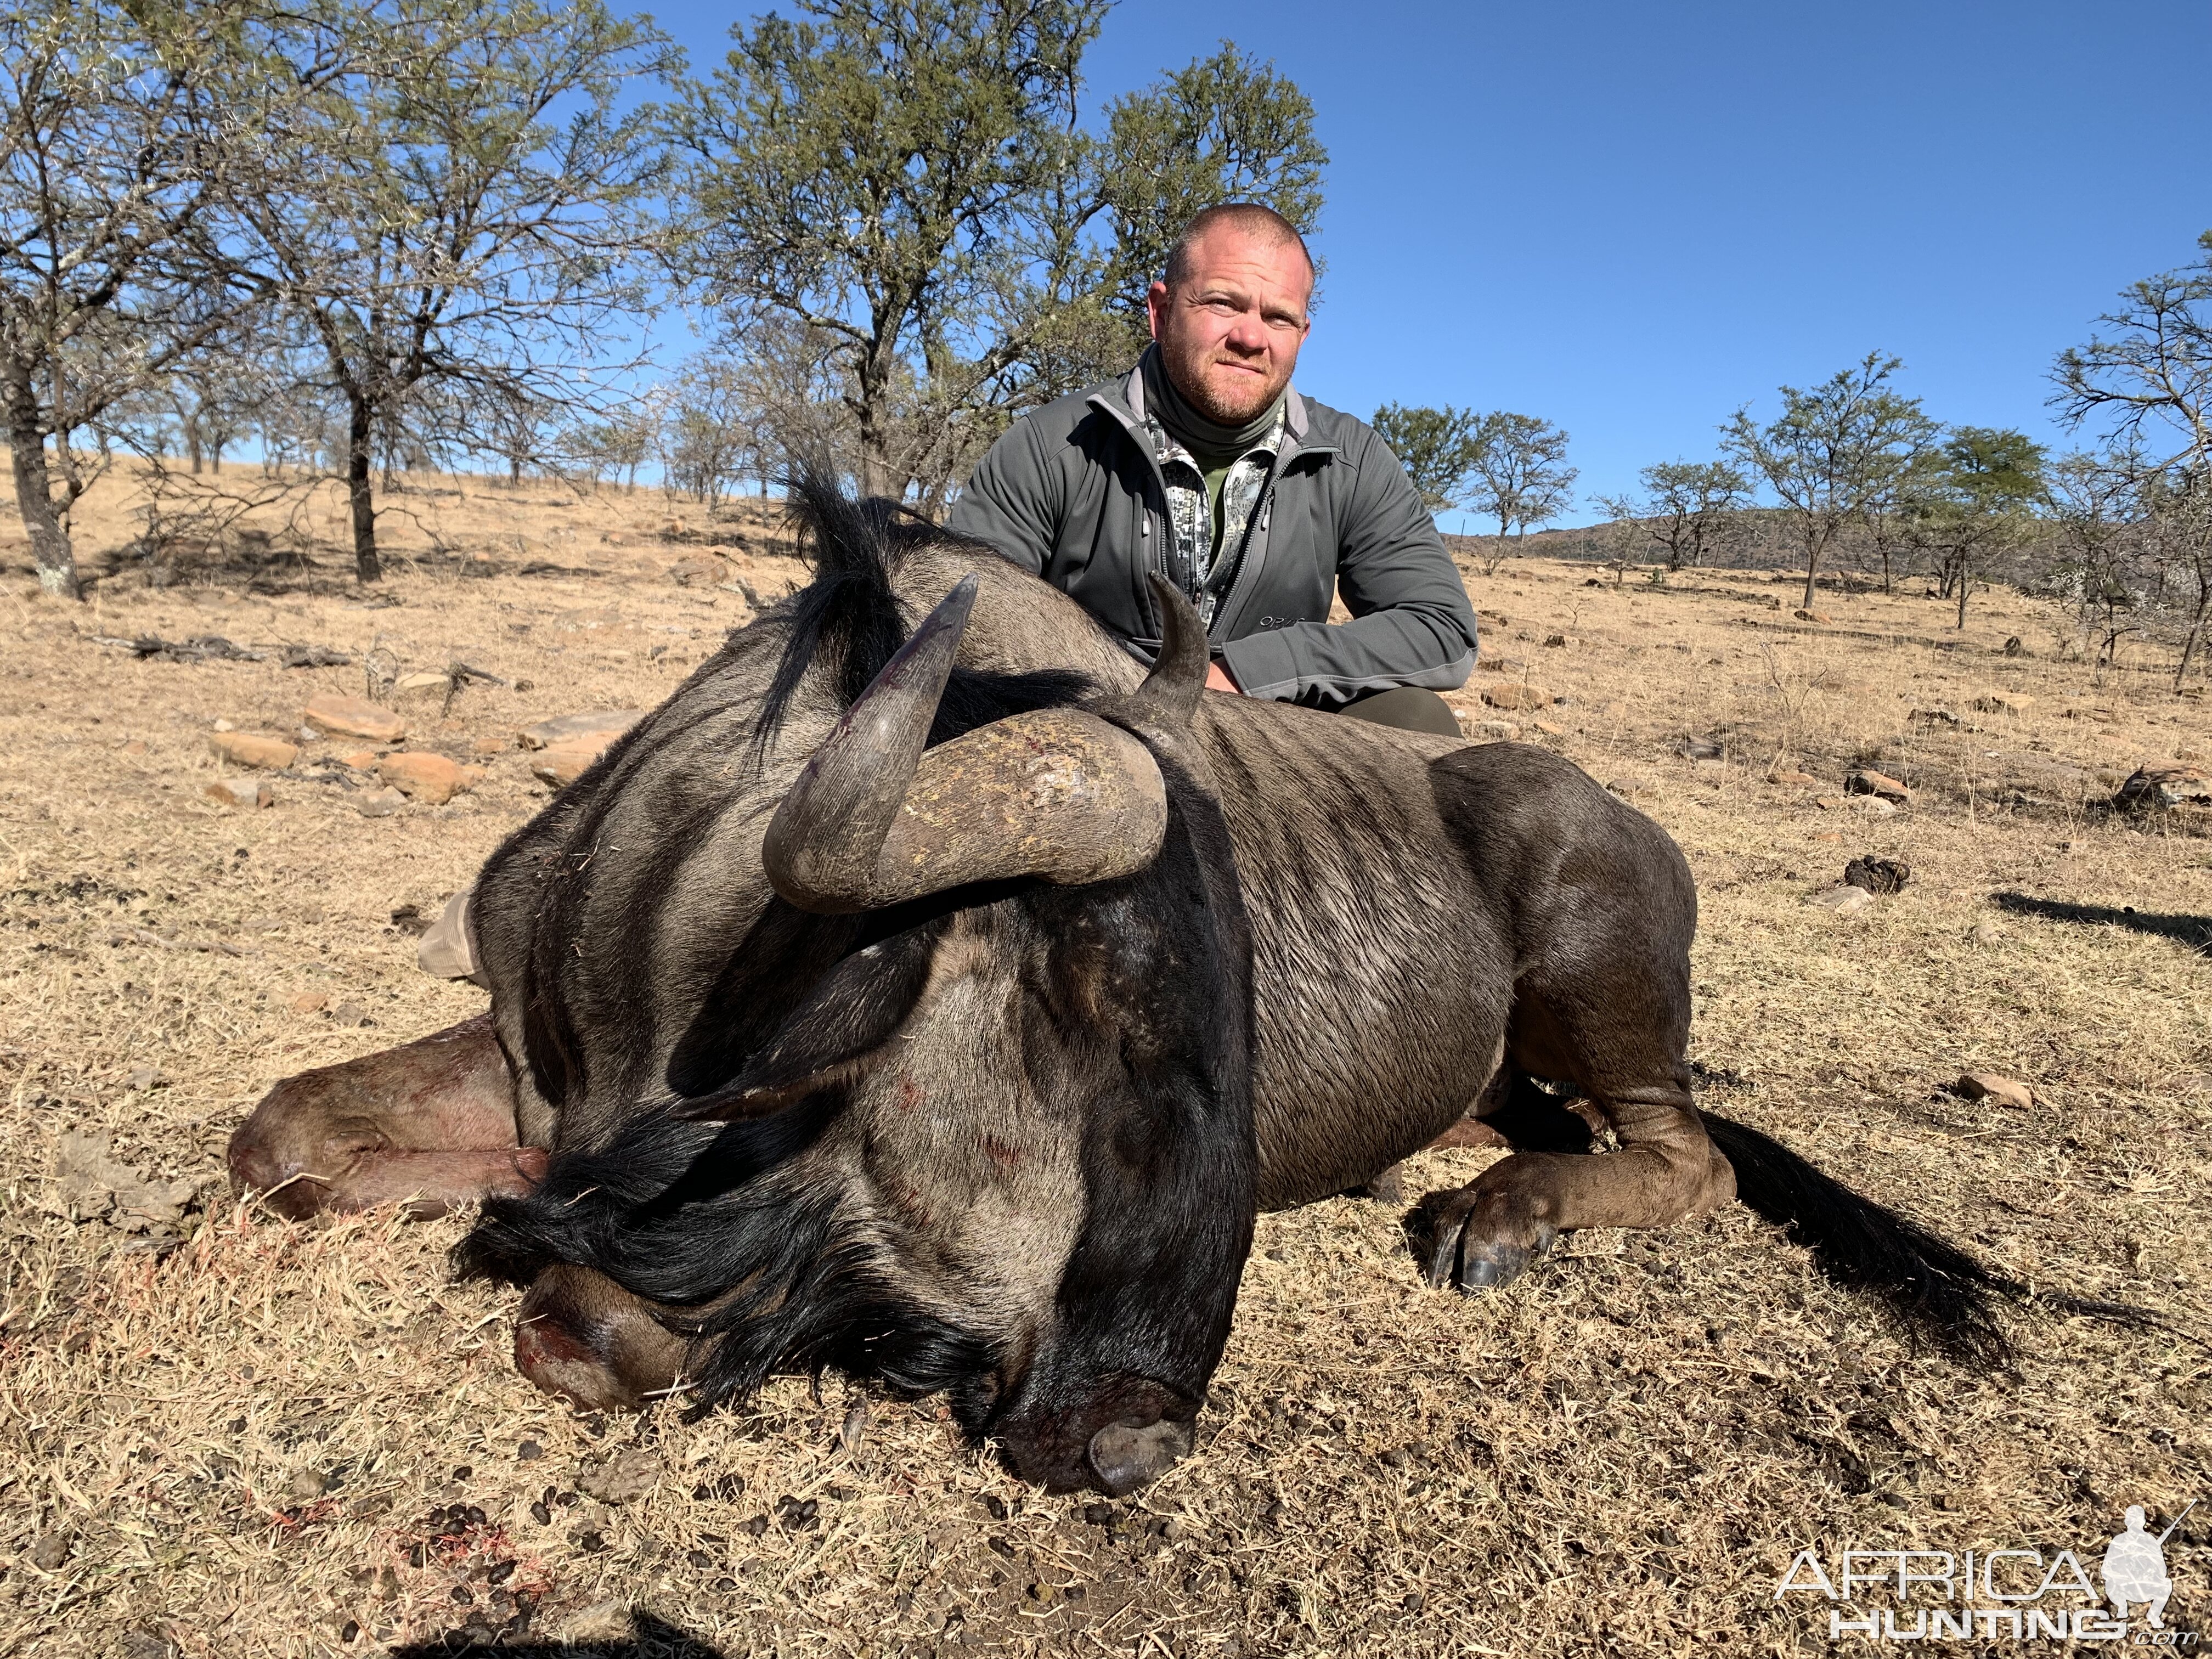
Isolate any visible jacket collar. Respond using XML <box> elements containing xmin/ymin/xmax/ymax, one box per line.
<box><xmin>1115</xmin><ymin>362</ymin><xmax>1310</xmax><ymax>445</ymax></box>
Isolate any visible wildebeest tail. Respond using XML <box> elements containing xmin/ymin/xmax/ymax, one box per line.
<box><xmin>1700</xmin><ymin>1109</ymin><xmax>2158</xmax><ymax>1368</ymax></box>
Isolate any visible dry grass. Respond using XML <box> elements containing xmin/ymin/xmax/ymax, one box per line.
<box><xmin>1</xmin><ymin>467</ymin><xmax>2208</xmax><ymax>1658</ymax></box>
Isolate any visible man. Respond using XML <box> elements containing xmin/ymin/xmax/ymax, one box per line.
<box><xmin>949</xmin><ymin>203</ymin><xmax>1477</xmax><ymax>734</ymax></box>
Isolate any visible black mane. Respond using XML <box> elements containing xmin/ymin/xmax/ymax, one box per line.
<box><xmin>753</xmin><ymin>473</ymin><xmax>1092</xmax><ymax>752</ymax></box>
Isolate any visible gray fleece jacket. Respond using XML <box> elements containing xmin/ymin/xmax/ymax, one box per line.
<box><xmin>946</xmin><ymin>363</ymin><xmax>1479</xmax><ymax>708</ymax></box>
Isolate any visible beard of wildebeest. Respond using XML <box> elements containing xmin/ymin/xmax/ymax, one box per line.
<box><xmin>459</xmin><ymin>492</ymin><xmax>1259</xmax><ymax>1495</ymax></box>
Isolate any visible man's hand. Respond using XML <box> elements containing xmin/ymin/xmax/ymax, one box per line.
<box><xmin>1205</xmin><ymin>661</ymin><xmax>1240</xmax><ymax>695</ymax></box>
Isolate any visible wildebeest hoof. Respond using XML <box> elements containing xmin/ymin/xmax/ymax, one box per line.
<box><xmin>1425</xmin><ymin>1215</ymin><xmax>1556</xmax><ymax>1293</ymax></box>
<box><xmin>1086</xmin><ymin>1418</ymin><xmax>1193</xmax><ymax>1496</ymax></box>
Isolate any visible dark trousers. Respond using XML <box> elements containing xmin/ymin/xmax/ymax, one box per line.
<box><xmin>1337</xmin><ymin>685</ymin><xmax>1463</xmax><ymax>737</ymax></box>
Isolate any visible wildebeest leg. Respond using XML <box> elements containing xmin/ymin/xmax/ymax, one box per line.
<box><xmin>512</xmin><ymin>1265</ymin><xmax>688</xmax><ymax>1413</ymax></box>
<box><xmin>1425</xmin><ymin>931</ymin><xmax>1733</xmax><ymax>1293</ymax></box>
<box><xmin>228</xmin><ymin>1014</ymin><xmax>543</xmax><ymax>1220</ymax></box>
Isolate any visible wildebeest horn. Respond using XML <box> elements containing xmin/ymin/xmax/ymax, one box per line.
<box><xmin>763</xmin><ymin>576</ymin><xmax>1170</xmax><ymax>914</ymax></box>
<box><xmin>1120</xmin><ymin>573</ymin><xmax>1208</xmax><ymax>730</ymax></box>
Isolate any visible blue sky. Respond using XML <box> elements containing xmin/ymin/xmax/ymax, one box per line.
<box><xmin>651</xmin><ymin>1</ymin><xmax>2212</xmax><ymax>528</ymax></box>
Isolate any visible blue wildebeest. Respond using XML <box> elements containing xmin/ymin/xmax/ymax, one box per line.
<box><xmin>230</xmin><ymin>482</ymin><xmax>2132</xmax><ymax>1494</ymax></box>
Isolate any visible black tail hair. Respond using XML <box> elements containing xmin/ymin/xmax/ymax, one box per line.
<box><xmin>1701</xmin><ymin>1109</ymin><xmax>2160</xmax><ymax>1367</ymax></box>
<box><xmin>751</xmin><ymin>470</ymin><xmax>1091</xmax><ymax>752</ymax></box>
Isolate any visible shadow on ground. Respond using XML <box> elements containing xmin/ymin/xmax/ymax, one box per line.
<box><xmin>1992</xmin><ymin>890</ymin><xmax>2212</xmax><ymax>953</ymax></box>
<box><xmin>393</xmin><ymin>1610</ymin><xmax>727</xmax><ymax>1658</ymax></box>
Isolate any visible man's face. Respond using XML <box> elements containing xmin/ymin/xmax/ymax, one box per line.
<box><xmin>1147</xmin><ymin>229</ymin><xmax>1312</xmax><ymax>427</ymax></box>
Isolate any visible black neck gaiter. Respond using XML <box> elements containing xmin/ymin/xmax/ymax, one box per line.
<box><xmin>1141</xmin><ymin>346</ymin><xmax>1283</xmax><ymax>458</ymax></box>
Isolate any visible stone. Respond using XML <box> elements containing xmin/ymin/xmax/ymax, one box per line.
<box><xmin>394</xmin><ymin>670</ymin><xmax>448</xmax><ymax>695</ymax></box>
<box><xmin>1793</xmin><ymin>608</ymin><xmax>1833</xmax><ymax>623</ymax></box>
<box><xmin>1679</xmin><ymin>737</ymin><xmax>1723</xmax><ymax>761</ymax></box>
<box><xmin>1910</xmin><ymin>707</ymin><xmax>1960</xmax><ymax>726</ymax></box>
<box><xmin>518</xmin><ymin>709</ymin><xmax>643</xmax><ymax>751</ymax></box>
<box><xmin>290</xmin><ymin>990</ymin><xmax>331</xmax><ymax>1013</ymax></box>
<box><xmin>2110</xmin><ymin>765</ymin><xmax>2212</xmax><ymax>814</ymax></box>
<box><xmin>1956</xmin><ymin>1072</ymin><xmax>2033</xmax><ymax>1110</ymax></box>
<box><xmin>289</xmin><ymin>1469</ymin><xmax>330</xmax><ymax>1500</ymax></box>
<box><xmin>1846</xmin><ymin>768</ymin><xmax>1910</xmax><ymax>804</ymax></box>
<box><xmin>336</xmin><ymin>749</ymin><xmax>377</xmax><ymax>771</ymax></box>
<box><xmin>1843</xmin><ymin>856</ymin><xmax>1910</xmax><ymax>895</ymax></box>
<box><xmin>304</xmin><ymin>695</ymin><xmax>405</xmax><ymax>743</ymax></box>
<box><xmin>1480</xmin><ymin>682</ymin><xmax>1551</xmax><ymax>712</ymax></box>
<box><xmin>29</xmin><ymin>1532</ymin><xmax>70</xmax><ymax>1571</ymax></box>
<box><xmin>1532</xmin><ymin>720</ymin><xmax>1566</xmax><ymax>737</ymax></box>
<box><xmin>1969</xmin><ymin>917</ymin><xmax>2005</xmax><ymax>947</ymax></box>
<box><xmin>1971</xmin><ymin>691</ymin><xmax>2034</xmax><ymax>715</ymax></box>
<box><xmin>530</xmin><ymin>740</ymin><xmax>609</xmax><ymax>787</ymax></box>
<box><xmin>471</xmin><ymin>736</ymin><xmax>506</xmax><ymax>757</ymax></box>
<box><xmin>54</xmin><ymin>1132</ymin><xmax>198</xmax><ymax>1232</ymax></box>
<box><xmin>210</xmin><ymin>731</ymin><xmax>298</xmax><ymax>770</ymax></box>
<box><xmin>1809</xmin><ymin>831</ymin><xmax>1843</xmax><ymax>844</ymax></box>
<box><xmin>1812</xmin><ymin>885</ymin><xmax>1875</xmax><ymax>916</ymax></box>
<box><xmin>205</xmin><ymin>777</ymin><xmax>273</xmax><ymax>809</ymax></box>
<box><xmin>123</xmin><ymin>739</ymin><xmax>149</xmax><ymax>755</ymax></box>
<box><xmin>1769</xmin><ymin>769</ymin><xmax>1818</xmax><ymax>786</ymax></box>
<box><xmin>375</xmin><ymin>752</ymin><xmax>467</xmax><ymax>805</ymax></box>
<box><xmin>1850</xmin><ymin>795</ymin><xmax>1898</xmax><ymax>816</ymax></box>
<box><xmin>354</xmin><ymin>787</ymin><xmax>406</xmax><ymax>818</ymax></box>
<box><xmin>1471</xmin><ymin>719</ymin><xmax>1518</xmax><ymax>741</ymax></box>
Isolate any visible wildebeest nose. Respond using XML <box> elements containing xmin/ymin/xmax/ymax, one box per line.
<box><xmin>1086</xmin><ymin>1419</ymin><xmax>1194</xmax><ymax>1497</ymax></box>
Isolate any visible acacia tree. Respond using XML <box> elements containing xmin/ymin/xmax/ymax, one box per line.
<box><xmin>1722</xmin><ymin>353</ymin><xmax>1938</xmax><ymax>611</ymax></box>
<box><xmin>1917</xmin><ymin>426</ymin><xmax>2045</xmax><ymax>628</ymax></box>
<box><xmin>1638</xmin><ymin>458</ymin><xmax>1751</xmax><ymax>571</ymax></box>
<box><xmin>225</xmin><ymin>0</ymin><xmax>672</xmax><ymax>580</ymax></box>
<box><xmin>1369</xmin><ymin>403</ymin><xmax>1483</xmax><ymax>516</ymax></box>
<box><xmin>662</xmin><ymin>4</ymin><xmax>1325</xmax><ymax>506</ymax></box>
<box><xmin>2053</xmin><ymin>234</ymin><xmax>2212</xmax><ymax>685</ymax></box>
<box><xmin>0</xmin><ymin>1</ymin><xmax>256</xmax><ymax>598</ymax></box>
<box><xmin>1465</xmin><ymin>411</ymin><xmax>1575</xmax><ymax>573</ymax></box>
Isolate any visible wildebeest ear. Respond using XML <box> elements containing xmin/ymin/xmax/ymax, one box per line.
<box><xmin>668</xmin><ymin>928</ymin><xmax>936</xmax><ymax>1120</ymax></box>
<box><xmin>1120</xmin><ymin>574</ymin><xmax>1206</xmax><ymax>731</ymax></box>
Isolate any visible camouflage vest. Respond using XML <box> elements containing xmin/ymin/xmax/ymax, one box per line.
<box><xmin>1143</xmin><ymin>405</ymin><xmax>1285</xmax><ymax>630</ymax></box>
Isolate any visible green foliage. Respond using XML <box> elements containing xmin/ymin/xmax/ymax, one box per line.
<box><xmin>1467</xmin><ymin>410</ymin><xmax>1576</xmax><ymax>548</ymax></box>
<box><xmin>1370</xmin><ymin>402</ymin><xmax>1483</xmax><ymax>515</ymax></box>
<box><xmin>1637</xmin><ymin>458</ymin><xmax>1752</xmax><ymax>570</ymax></box>
<box><xmin>662</xmin><ymin>4</ymin><xmax>1327</xmax><ymax>503</ymax></box>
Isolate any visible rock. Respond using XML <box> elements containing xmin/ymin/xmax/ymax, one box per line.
<box><xmin>470</xmin><ymin>736</ymin><xmax>506</xmax><ymax>757</ymax></box>
<box><xmin>1850</xmin><ymin>795</ymin><xmax>1898</xmax><ymax>817</ymax></box>
<box><xmin>205</xmin><ymin>777</ymin><xmax>273</xmax><ymax>809</ymax></box>
<box><xmin>290</xmin><ymin>990</ymin><xmax>331</xmax><ymax>1013</ymax></box>
<box><xmin>577</xmin><ymin>1447</ymin><xmax>658</xmax><ymax>1505</ymax></box>
<box><xmin>304</xmin><ymin>695</ymin><xmax>405</xmax><ymax>743</ymax></box>
<box><xmin>375</xmin><ymin>752</ymin><xmax>467</xmax><ymax>805</ymax></box>
<box><xmin>1846</xmin><ymin>768</ymin><xmax>1910</xmax><ymax>804</ymax></box>
<box><xmin>354</xmin><ymin>787</ymin><xmax>406</xmax><ymax>818</ymax></box>
<box><xmin>1768</xmin><ymin>769</ymin><xmax>1818</xmax><ymax>786</ymax></box>
<box><xmin>1910</xmin><ymin>707</ymin><xmax>1960</xmax><ymax>726</ymax></box>
<box><xmin>1971</xmin><ymin>691</ymin><xmax>2034</xmax><ymax>715</ymax></box>
<box><xmin>667</xmin><ymin>556</ymin><xmax>724</xmax><ymax>586</ymax></box>
<box><xmin>1542</xmin><ymin>633</ymin><xmax>1568</xmax><ymax>647</ymax></box>
<box><xmin>336</xmin><ymin>749</ymin><xmax>378</xmax><ymax>771</ymax></box>
<box><xmin>212</xmin><ymin>718</ymin><xmax>236</xmax><ymax>733</ymax></box>
<box><xmin>1793</xmin><ymin>609</ymin><xmax>1833</xmax><ymax>623</ymax></box>
<box><xmin>1812</xmin><ymin>885</ymin><xmax>1875</xmax><ymax>916</ymax></box>
<box><xmin>2110</xmin><ymin>765</ymin><xmax>2212</xmax><ymax>814</ymax></box>
<box><xmin>1480</xmin><ymin>682</ymin><xmax>1551</xmax><ymax>712</ymax></box>
<box><xmin>394</xmin><ymin>670</ymin><xmax>448</xmax><ymax>695</ymax></box>
<box><xmin>1532</xmin><ymin>720</ymin><xmax>1565</xmax><ymax>737</ymax></box>
<box><xmin>562</xmin><ymin>1601</ymin><xmax>630</xmax><ymax>1641</ymax></box>
<box><xmin>1956</xmin><ymin>1072</ymin><xmax>2033</xmax><ymax>1109</ymax></box>
<box><xmin>1809</xmin><ymin>830</ymin><xmax>1843</xmax><ymax>844</ymax></box>
<box><xmin>518</xmin><ymin>709</ymin><xmax>643</xmax><ymax>751</ymax></box>
<box><xmin>330</xmin><ymin>1002</ymin><xmax>369</xmax><ymax>1028</ymax></box>
<box><xmin>289</xmin><ymin>1469</ymin><xmax>330</xmax><ymax>1500</ymax></box>
<box><xmin>1843</xmin><ymin>856</ymin><xmax>1910</xmax><ymax>895</ymax></box>
<box><xmin>210</xmin><ymin>731</ymin><xmax>298</xmax><ymax>770</ymax></box>
<box><xmin>29</xmin><ymin>1532</ymin><xmax>70</xmax><ymax>1571</ymax></box>
<box><xmin>1813</xmin><ymin>794</ymin><xmax>1843</xmax><ymax>810</ymax></box>
<box><xmin>1471</xmin><ymin>719</ymin><xmax>1518</xmax><ymax>741</ymax></box>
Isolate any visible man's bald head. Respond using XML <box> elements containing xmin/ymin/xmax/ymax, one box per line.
<box><xmin>1163</xmin><ymin>204</ymin><xmax>1314</xmax><ymax>298</ymax></box>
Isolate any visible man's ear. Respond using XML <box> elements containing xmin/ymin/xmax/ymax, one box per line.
<box><xmin>1146</xmin><ymin>280</ymin><xmax>1169</xmax><ymax>342</ymax></box>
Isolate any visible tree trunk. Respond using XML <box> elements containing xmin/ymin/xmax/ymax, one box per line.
<box><xmin>1800</xmin><ymin>535</ymin><xmax>1820</xmax><ymax>611</ymax></box>
<box><xmin>1955</xmin><ymin>561</ymin><xmax>1970</xmax><ymax>629</ymax></box>
<box><xmin>344</xmin><ymin>387</ymin><xmax>382</xmax><ymax>583</ymax></box>
<box><xmin>2178</xmin><ymin>588</ymin><xmax>2210</xmax><ymax>690</ymax></box>
<box><xmin>6</xmin><ymin>368</ymin><xmax>80</xmax><ymax>600</ymax></box>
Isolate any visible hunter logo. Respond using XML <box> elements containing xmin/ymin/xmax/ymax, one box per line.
<box><xmin>1776</xmin><ymin>1502</ymin><xmax>2199</xmax><ymax>1644</ymax></box>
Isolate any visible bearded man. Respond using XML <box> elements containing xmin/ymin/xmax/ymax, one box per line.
<box><xmin>948</xmin><ymin>203</ymin><xmax>1479</xmax><ymax>733</ymax></box>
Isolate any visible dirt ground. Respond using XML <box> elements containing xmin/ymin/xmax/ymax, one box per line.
<box><xmin>1</xmin><ymin>466</ymin><xmax>2208</xmax><ymax>1659</ymax></box>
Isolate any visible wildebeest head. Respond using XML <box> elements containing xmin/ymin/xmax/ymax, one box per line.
<box><xmin>458</xmin><ymin>482</ymin><xmax>1256</xmax><ymax>1494</ymax></box>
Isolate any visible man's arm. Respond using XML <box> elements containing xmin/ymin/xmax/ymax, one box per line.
<box><xmin>1216</xmin><ymin>430</ymin><xmax>1479</xmax><ymax>707</ymax></box>
<box><xmin>946</xmin><ymin>416</ymin><xmax>1056</xmax><ymax>574</ymax></box>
